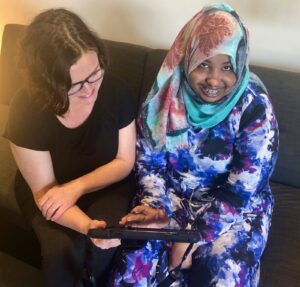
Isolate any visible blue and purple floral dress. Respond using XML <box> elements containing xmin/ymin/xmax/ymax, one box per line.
<box><xmin>110</xmin><ymin>3</ymin><xmax>279</xmax><ymax>286</ymax></box>
<box><xmin>110</xmin><ymin>79</ymin><xmax>278</xmax><ymax>286</ymax></box>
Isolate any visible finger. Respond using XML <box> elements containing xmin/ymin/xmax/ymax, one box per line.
<box><xmin>39</xmin><ymin>193</ymin><xmax>52</xmax><ymax>209</ymax></box>
<box><xmin>122</xmin><ymin>214</ymin><xmax>146</xmax><ymax>223</ymax></box>
<box><xmin>50</xmin><ymin>205</ymin><xmax>65</xmax><ymax>221</ymax></box>
<box><xmin>90</xmin><ymin>220</ymin><xmax>106</xmax><ymax>229</ymax></box>
<box><xmin>131</xmin><ymin>205</ymin><xmax>149</xmax><ymax>214</ymax></box>
<box><xmin>119</xmin><ymin>213</ymin><xmax>140</xmax><ymax>224</ymax></box>
<box><xmin>46</xmin><ymin>206</ymin><xmax>57</xmax><ymax>220</ymax></box>
<box><xmin>41</xmin><ymin>203</ymin><xmax>51</xmax><ymax>218</ymax></box>
<box><xmin>119</xmin><ymin>217</ymin><xmax>128</xmax><ymax>225</ymax></box>
<box><xmin>102</xmin><ymin>239</ymin><xmax>121</xmax><ymax>249</ymax></box>
<box><xmin>91</xmin><ymin>238</ymin><xmax>121</xmax><ymax>249</ymax></box>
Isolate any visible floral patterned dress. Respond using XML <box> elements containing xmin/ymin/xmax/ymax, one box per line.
<box><xmin>110</xmin><ymin>80</ymin><xmax>278</xmax><ymax>287</ymax></box>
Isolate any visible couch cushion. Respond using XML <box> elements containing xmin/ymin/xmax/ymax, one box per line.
<box><xmin>0</xmin><ymin>251</ymin><xmax>42</xmax><ymax>286</ymax></box>
<box><xmin>140</xmin><ymin>49</ymin><xmax>167</xmax><ymax>105</ymax></box>
<box><xmin>0</xmin><ymin>24</ymin><xmax>25</xmax><ymax>105</ymax></box>
<box><xmin>0</xmin><ymin>104</ymin><xmax>19</xmax><ymax>215</ymax></box>
<box><xmin>105</xmin><ymin>40</ymin><xmax>150</xmax><ymax>113</ymax></box>
<box><xmin>260</xmin><ymin>182</ymin><xmax>300</xmax><ymax>286</ymax></box>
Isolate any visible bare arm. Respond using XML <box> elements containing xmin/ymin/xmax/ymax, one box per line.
<box><xmin>13</xmin><ymin>120</ymin><xmax>136</xmax><ymax>223</ymax></box>
<box><xmin>10</xmin><ymin>143</ymin><xmax>93</xmax><ymax>234</ymax></box>
<box><xmin>74</xmin><ymin>119</ymin><xmax>136</xmax><ymax>194</ymax></box>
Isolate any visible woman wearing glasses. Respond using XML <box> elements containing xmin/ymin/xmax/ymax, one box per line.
<box><xmin>4</xmin><ymin>8</ymin><xmax>136</xmax><ymax>287</ymax></box>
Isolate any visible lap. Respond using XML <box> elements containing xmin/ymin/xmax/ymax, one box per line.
<box><xmin>111</xmin><ymin>214</ymin><xmax>269</xmax><ymax>287</ymax></box>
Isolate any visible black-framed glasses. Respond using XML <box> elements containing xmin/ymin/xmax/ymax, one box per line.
<box><xmin>68</xmin><ymin>67</ymin><xmax>104</xmax><ymax>96</ymax></box>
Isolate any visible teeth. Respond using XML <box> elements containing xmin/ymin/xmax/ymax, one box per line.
<box><xmin>206</xmin><ymin>89</ymin><xmax>218</xmax><ymax>95</ymax></box>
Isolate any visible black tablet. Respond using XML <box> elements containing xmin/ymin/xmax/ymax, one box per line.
<box><xmin>88</xmin><ymin>226</ymin><xmax>199</xmax><ymax>243</ymax></box>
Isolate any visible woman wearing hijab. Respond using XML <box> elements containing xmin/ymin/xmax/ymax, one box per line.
<box><xmin>110</xmin><ymin>3</ymin><xmax>278</xmax><ymax>286</ymax></box>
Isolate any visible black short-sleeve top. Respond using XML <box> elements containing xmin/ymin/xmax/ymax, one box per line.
<box><xmin>4</xmin><ymin>73</ymin><xmax>135</xmax><ymax>184</ymax></box>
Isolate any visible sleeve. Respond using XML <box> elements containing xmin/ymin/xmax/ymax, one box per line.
<box><xmin>3</xmin><ymin>90</ymin><xmax>49</xmax><ymax>151</ymax></box>
<box><xmin>117</xmin><ymin>80</ymin><xmax>136</xmax><ymax>129</ymax></box>
<box><xmin>133</xmin><ymin>126</ymin><xmax>174</xmax><ymax>217</ymax></box>
<box><xmin>193</xmin><ymin>91</ymin><xmax>279</xmax><ymax>245</ymax></box>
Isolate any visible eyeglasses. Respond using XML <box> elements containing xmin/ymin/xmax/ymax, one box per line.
<box><xmin>68</xmin><ymin>67</ymin><xmax>104</xmax><ymax>96</ymax></box>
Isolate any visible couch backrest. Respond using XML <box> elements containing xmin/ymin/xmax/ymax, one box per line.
<box><xmin>1</xmin><ymin>24</ymin><xmax>300</xmax><ymax>188</ymax></box>
<box><xmin>250</xmin><ymin>66</ymin><xmax>300</xmax><ymax>188</ymax></box>
<box><xmin>0</xmin><ymin>24</ymin><xmax>25</xmax><ymax>106</ymax></box>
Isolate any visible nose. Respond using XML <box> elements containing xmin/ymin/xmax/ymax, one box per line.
<box><xmin>205</xmin><ymin>69</ymin><xmax>220</xmax><ymax>87</ymax></box>
<box><xmin>81</xmin><ymin>81</ymin><xmax>93</xmax><ymax>94</ymax></box>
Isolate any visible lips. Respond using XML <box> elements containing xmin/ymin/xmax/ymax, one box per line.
<box><xmin>201</xmin><ymin>86</ymin><xmax>224</xmax><ymax>98</ymax></box>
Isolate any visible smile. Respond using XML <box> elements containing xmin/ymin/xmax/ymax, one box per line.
<box><xmin>206</xmin><ymin>88</ymin><xmax>219</xmax><ymax>95</ymax></box>
<box><xmin>201</xmin><ymin>87</ymin><xmax>223</xmax><ymax>98</ymax></box>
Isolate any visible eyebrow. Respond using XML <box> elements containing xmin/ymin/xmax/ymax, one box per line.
<box><xmin>204</xmin><ymin>60</ymin><xmax>232</xmax><ymax>65</ymax></box>
<box><xmin>71</xmin><ymin>65</ymin><xmax>100</xmax><ymax>86</ymax></box>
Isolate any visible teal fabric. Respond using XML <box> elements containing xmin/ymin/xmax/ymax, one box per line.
<box><xmin>184</xmin><ymin>70</ymin><xmax>250</xmax><ymax>129</ymax></box>
<box><xmin>139</xmin><ymin>3</ymin><xmax>250</xmax><ymax>149</ymax></box>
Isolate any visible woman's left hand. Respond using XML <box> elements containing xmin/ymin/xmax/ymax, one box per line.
<box><xmin>169</xmin><ymin>243</ymin><xmax>198</xmax><ymax>270</ymax></box>
<box><xmin>119</xmin><ymin>205</ymin><xmax>170</xmax><ymax>228</ymax></box>
<box><xmin>38</xmin><ymin>181</ymin><xmax>82</xmax><ymax>221</ymax></box>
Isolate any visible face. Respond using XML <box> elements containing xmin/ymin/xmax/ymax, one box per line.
<box><xmin>68</xmin><ymin>50</ymin><xmax>103</xmax><ymax>105</ymax></box>
<box><xmin>188</xmin><ymin>54</ymin><xmax>237</xmax><ymax>103</ymax></box>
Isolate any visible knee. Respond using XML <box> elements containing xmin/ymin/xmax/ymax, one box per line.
<box><xmin>40</xmin><ymin>229</ymin><xmax>86</xmax><ymax>264</ymax></box>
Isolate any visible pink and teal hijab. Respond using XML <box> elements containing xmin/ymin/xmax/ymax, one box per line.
<box><xmin>139</xmin><ymin>3</ymin><xmax>251</xmax><ymax>149</ymax></box>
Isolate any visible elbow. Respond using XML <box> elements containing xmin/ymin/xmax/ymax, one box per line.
<box><xmin>117</xmin><ymin>156</ymin><xmax>135</xmax><ymax>178</ymax></box>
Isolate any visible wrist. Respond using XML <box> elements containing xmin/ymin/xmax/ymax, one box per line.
<box><xmin>71</xmin><ymin>178</ymin><xmax>86</xmax><ymax>198</ymax></box>
<box><xmin>80</xmin><ymin>218</ymin><xmax>92</xmax><ymax>235</ymax></box>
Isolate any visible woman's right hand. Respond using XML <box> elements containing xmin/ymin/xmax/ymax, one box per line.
<box><xmin>88</xmin><ymin>219</ymin><xmax>121</xmax><ymax>249</ymax></box>
<box><xmin>119</xmin><ymin>205</ymin><xmax>170</xmax><ymax>228</ymax></box>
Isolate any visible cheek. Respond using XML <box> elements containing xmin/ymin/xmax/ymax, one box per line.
<box><xmin>94</xmin><ymin>78</ymin><xmax>103</xmax><ymax>92</ymax></box>
<box><xmin>188</xmin><ymin>72</ymin><xmax>203</xmax><ymax>88</ymax></box>
<box><xmin>226</xmin><ymin>74</ymin><xmax>237</xmax><ymax>90</ymax></box>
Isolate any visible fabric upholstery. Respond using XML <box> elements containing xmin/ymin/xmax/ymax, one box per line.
<box><xmin>0</xmin><ymin>24</ymin><xmax>25</xmax><ymax>105</ymax></box>
<box><xmin>251</xmin><ymin>66</ymin><xmax>300</xmax><ymax>188</ymax></box>
<box><xmin>260</xmin><ymin>182</ymin><xmax>300</xmax><ymax>286</ymax></box>
<box><xmin>0</xmin><ymin>104</ymin><xmax>18</xmax><ymax>214</ymax></box>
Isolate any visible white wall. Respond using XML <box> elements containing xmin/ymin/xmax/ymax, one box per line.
<box><xmin>0</xmin><ymin>0</ymin><xmax>299</xmax><ymax>72</ymax></box>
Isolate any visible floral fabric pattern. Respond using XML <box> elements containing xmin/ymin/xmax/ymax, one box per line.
<box><xmin>109</xmin><ymin>2</ymin><xmax>278</xmax><ymax>286</ymax></box>
<box><xmin>110</xmin><ymin>79</ymin><xmax>278</xmax><ymax>286</ymax></box>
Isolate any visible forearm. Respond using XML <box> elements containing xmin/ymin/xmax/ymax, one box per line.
<box><xmin>135</xmin><ymin>139</ymin><xmax>171</xmax><ymax>214</ymax></box>
<box><xmin>74</xmin><ymin>157</ymin><xmax>133</xmax><ymax>196</ymax></box>
<box><xmin>52</xmin><ymin>205</ymin><xmax>92</xmax><ymax>234</ymax></box>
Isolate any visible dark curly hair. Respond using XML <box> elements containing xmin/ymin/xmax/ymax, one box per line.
<box><xmin>18</xmin><ymin>8</ymin><xmax>108</xmax><ymax>115</ymax></box>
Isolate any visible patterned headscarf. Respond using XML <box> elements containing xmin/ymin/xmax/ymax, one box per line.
<box><xmin>139</xmin><ymin>3</ymin><xmax>250</xmax><ymax>149</ymax></box>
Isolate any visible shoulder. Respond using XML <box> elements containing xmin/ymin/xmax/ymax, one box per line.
<box><xmin>7</xmin><ymin>89</ymin><xmax>44</xmax><ymax>127</ymax></box>
<box><xmin>98</xmin><ymin>72</ymin><xmax>137</xmax><ymax>119</ymax></box>
<box><xmin>9</xmin><ymin>88</ymin><xmax>45</xmax><ymax>116</ymax></box>
<box><xmin>101</xmin><ymin>72</ymin><xmax>135</xmax><ymax>97</ymax></box>
<box><xmin>235</xmin><ymin>74</ymin><xmax>277</xmax><ymax>130</ymax></box>
<box><xmin>238</xmin><ymin>73</ymin><xmax>275</xmax><ymax>115</ymax></box>
<box><xmin>4</xmin><ymin>89</ymin><xmax>51</xmax><ymax>150</ymax></box>
<box><xmin>10</xmin><ymin>89</ymin><xmax>31</xmax><ymax>111</ymax></box>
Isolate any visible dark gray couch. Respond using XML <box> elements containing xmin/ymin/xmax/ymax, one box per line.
<box><xmin>1</xmin><ymin>24</ymin><xmax>300</xmax><ymax>286</ymax></box>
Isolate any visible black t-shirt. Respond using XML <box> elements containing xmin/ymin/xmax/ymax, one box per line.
<box><xmin>4</xmin><ymin>73</ymin><xmax>135</xmax><ymax>184</ymax></box>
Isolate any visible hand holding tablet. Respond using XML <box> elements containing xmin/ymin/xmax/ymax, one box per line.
<box><xmin>88</xmin><ymin>226</ymin><xmax>199</xmax><ymax>243</ymax></box>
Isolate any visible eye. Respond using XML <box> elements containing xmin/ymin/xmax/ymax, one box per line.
<box><xmin>223</xmin><ymin>65</ymin><xmax>233</xmax><ymax>71</ymax></box>
<box><xmin>198</xmin><ymin>62</ymin><xmax>208</xmax><ymax>69</ymax></box>
<box><xmin>88</xmin><ymin>68</ymin><xmax>104</xmax><ymax>83</ymax></box>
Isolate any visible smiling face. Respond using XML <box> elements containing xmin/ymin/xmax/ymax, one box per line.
<box><xmin>68</xmin><ymin>50</ymin><xmax>103</xmax><ymax>106</ymax></box>
<box><xmin>187</xmin><ymin>54</ymin><xmax>237</xmax><ymax>103</ymax></box>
